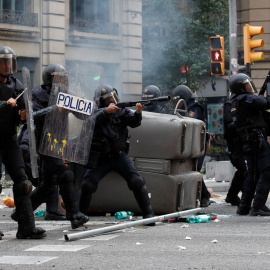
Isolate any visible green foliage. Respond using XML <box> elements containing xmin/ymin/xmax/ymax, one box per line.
<box><xmin>142</xmin><ymin>0</ymin><xmax>229</xmax><ymax>95</ymax></box>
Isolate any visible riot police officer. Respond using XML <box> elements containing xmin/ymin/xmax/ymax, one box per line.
<box><xmin>12</xmin><ymin>64</ymin><xmax>89</xmax><ymax>229</ymax></box>
<box><xmin>79</xmin><ymin>84</ymin><xmax>155</xmax><ymax>224</ymax></box>
<box><xmin>223</xmin><ymin>98</ymin><xmax>247</xmax><ymax>206</ymax></box>
<box><xmin>142</xmin><ymin>85</ymin><xmax>166</xmax><ymax>113</ymax></box>
<box><xmin>172</xmin><ymin>85</ymin><xmax>212</xmax><ymax>207</ymax></box>
<box><xmin>228</xmin><ymin>73</ymin><xmax>270</xmax><ymax>216</ymax></box>
<box><xmin>0</xmin><ymin>46</ymin><xmax>46</xmax><ymax>239</ymax></box>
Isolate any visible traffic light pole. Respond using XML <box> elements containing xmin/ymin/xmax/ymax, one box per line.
<box><xmin>229</xmin><ymin>0</ymin><xmax>238</xmax><ymax>75</ymax></box>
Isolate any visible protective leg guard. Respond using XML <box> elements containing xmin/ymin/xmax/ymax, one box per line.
<box><xmin>13</xmin><ymin>180</ymin><xmax>46</xmax><ymax>239</ymax></box>
<box><xmin>133</xmin><ymin>185</ymin><xmax>155</xmax><ymax>226</ymax></box>
<box><xmin>251</xmin><ymin>172</ymin><xmax>270</xmax><ymax>214</ymax></box>
<box><xmin>226</xmin><ymin>170</ymin><xmax>246</xmax><ymax>206</ymax></box>
<box><xmin>59</xmin><ymin>171</ymin><xmax>89</xmax><ymax>229</ymax></box>
<box><xmin>44</xmin><ymin>186</ymin><xmax>66</xmax><ymax>221</ymax></box>
<box><xmin>79</xmin><ymin>180</ymin><xmax>97</xmax><ymax>215</ymax></box>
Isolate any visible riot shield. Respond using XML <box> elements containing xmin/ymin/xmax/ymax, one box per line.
<box><xmin>22</xmin><ymin>67</ymin><xmax>39</xmax><ymax>178</ymax></box>
<box><xmin>38</xmin><ymin>67</ymin><xmax>100</xmax><ymax>165</ymax></box>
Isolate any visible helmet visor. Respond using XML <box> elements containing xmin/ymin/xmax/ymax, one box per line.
<box><xmin>0</xmin><ymin>54</ymin><xmax>17</xmax><ymax>76</ymax></box>
<box><xmin>101</xmin><ymin>90</ymin><xmax>119</xmax><ymax>103</ymax></box>
<box><xmin>243</xmin><ymin>78</ymin><xmax>257</xmax><ymax>93</ymax></box>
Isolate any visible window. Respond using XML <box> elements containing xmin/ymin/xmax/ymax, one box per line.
<box><xmin>70</xmin><ymin>0</ymin><xmax>109</xmax><ymax>22</ymax></box>
<box><xmin>0</xmin><ymin>0</ymin><xmax>26</xmax><ymax>12</ymax></box>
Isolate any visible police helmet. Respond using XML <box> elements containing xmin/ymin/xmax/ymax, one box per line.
<box><xmin>0</xmin><ymin>46</ymin><xmax>18</xmax><ymax>77</ymax></box>
<box><xmin>229</xmin><ymin>73</ymin><xmax>257</xmax><ymax>95</ymax></box>
<box><xmin>94</xmin><ymin>84</ymin><xmax>119</xmax><ymax>108</ymax></box>
<box><xmin>172</xmin><ymin>85</ymin><xmax>192</xmax><ymax>102</ymax></box>
<box><xmin>142</xmin><ymin>85</ymin><xmax>161</xmax><ymax>100</ymax></box>
<box><xmin>42</xmin><ymin>64</ymin><xmax>67</xmax><ymax>86</ymax></box>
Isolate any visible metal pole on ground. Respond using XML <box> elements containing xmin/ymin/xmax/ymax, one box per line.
<box><xmin>64</xmin><ymin>208</ymin><xmax>202</xmax><ymax>241</ymax></box>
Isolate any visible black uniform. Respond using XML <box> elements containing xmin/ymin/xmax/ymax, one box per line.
<box><xmin>0</xmin><ymin>76</ymin><xmax>45</xmax><ymax>239</ymax></box>
<box><xmin>223</xmin><ymin>98</ymin><xmax>247</xmax><ymax>206</ymax></box>
<box><xmin>28</xmin><ymin>84</ymin><xmax>88</xmax><ymax>229</ymax></box>
<box><xmin>79</xmin><ymin>103</ymin><xmax>155</xmax><ymax>221</ymax></box>
<box><xmin>230</xmin><ymin>93</ymin><xmax>270</xmax><ymax>215</ymax></box>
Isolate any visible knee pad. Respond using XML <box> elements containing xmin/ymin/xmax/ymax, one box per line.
<box><xmin>58</xmin><ymin>170</ymin><xmax>74</xmax><ymax>185</ymax></box>
<box><xmin>81</xmin><ymin>180</ymin><xmax>98</xmax><ymax>194</ymax></box>
<box><xmin>13</xmin><ymin>180</ymin><xmax>33</xmax><ymax>196</ymax></box>
<box><xmin>127</xmin><ymin>174</ymin><xmax>146</xmax><ymax>191</ymax></box>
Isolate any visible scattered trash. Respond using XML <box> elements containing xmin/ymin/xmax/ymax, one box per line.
<box><xmin>178</xmin><ymin>246</ymin><xmax>186</xmax><ymax>250</ymax></box>
<box><xmin>185</xmin><ymin>236</ymin><xmax>191</xmax><ymax>240</ymax></box>
<box><xmin>211</xmin><ymin>239</ymin><xmax>218</xmax><ymax>243</ymax></box>
<box><xmin>217</xmin><ymin>215</ymin><xmax>233</xmax><ymax>219</ymax></box>
<box><xmin>105</xmin><ymin>213</ymin><xmax>111</xmax><ymax>217</ymax></box>
<box><xmin>63</xmin><ymin>230</ymin><xmax>68</xmax><ymax>233</ymax></box>
<box><xmin>35</xmin><ymin>209</ymin><xmax>46</xmax><ymax>217</ymax></box>
<box><xmin>136</xmin><ymin>242</ymin><xmax>143</xmax><ymax>245</ymax></box>
<box><xmin>214</xmin><ymin>219</ymin><xmax>220</xmax><ymax>223</ymax></box>
<box><xmin>114</xmin><ymin>211</ymin><xmax>134</xmax><ymax>220</ymax></box>
<box><xmin>2</xmin><ymin>197</ymin><xmax>14</xmax><ymax>207</ymax></box>
<box><xmin>181</xmin><ymin>224</ymin><xmax>189</xmax><ymax>228</ymax></box>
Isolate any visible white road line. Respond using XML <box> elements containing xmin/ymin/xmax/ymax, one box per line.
<box><xmin>0</xmin><ymin>256</ymin><xmax>58</xmax><ymax>265</ymax></box>
<box><xmin>25</xmin><ymin>245</ymin><xmax>91</xmax><ymax>252</ymax></box>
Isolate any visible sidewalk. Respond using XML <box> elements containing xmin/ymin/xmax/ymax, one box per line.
<box><xmin>204</xmin><ymin>175</ymin><xmax>230</xmax><ymax>192</ymax></box>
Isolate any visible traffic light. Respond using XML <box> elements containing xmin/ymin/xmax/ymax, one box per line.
<box><xmin>209</xmin><ymin>35</ymin><xmax>225</xmax><ymax>75</ymax></box>
<box><xmin>243</xmin><ymin>24</ymin><xmax>264</xmax><ymax>64</ymax></box>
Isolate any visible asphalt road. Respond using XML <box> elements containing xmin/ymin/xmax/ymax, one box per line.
<box><xmin>1</xmin><ymin>188</ymin><xmax>270</xmax><ymax>270</ymax></box>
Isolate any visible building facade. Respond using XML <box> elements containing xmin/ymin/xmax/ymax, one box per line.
<box><xmin>0</xmin><ymin>0</ymin><xmax>143</xmax><ymax>99</ymax></box>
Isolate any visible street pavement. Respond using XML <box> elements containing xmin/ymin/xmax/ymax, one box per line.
<box><xmin>1</xmin><ymin>184</ymin><xmax>270</xmax><ymax>270</ymax></box>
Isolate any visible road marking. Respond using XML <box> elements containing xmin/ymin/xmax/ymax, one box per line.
<box><xmin>25</xmin><ymin>245</ymin><xmax>90</xmax><ymax>252</ymax></box>
<box><xmin>0</xmin><ymin>256</ymin><xmax>57</xmax><ymax>265</ymax></box>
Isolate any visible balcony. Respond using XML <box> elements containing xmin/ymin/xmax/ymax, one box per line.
<box><xmin>70</xmin><ymin>18</ymin><xmax>119</xmax><ymax>36</ymax></box>
<box><xmin>0</xmin><ymin>9</ymin><xmax>38</xmax><ymax>27</ymax></box>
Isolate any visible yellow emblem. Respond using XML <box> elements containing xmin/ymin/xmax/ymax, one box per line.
<box><xmin>102</xmin><ymin>88</ymin><xmax>107</xmax><ymax>94</ymax></box>
<box><xmin>189</xmin><ymin>111</ymin><xmax>195</xmax><ymax>118</ymax></box>
<box><xmin>144</xmin><ymin>89</ymin><xmax>148</xmax><ymax>93</ymax></box>
<box><xmin>4</xmin><ymin>49</ymin><xmax>9</xmax><ymax>54</ymax></box>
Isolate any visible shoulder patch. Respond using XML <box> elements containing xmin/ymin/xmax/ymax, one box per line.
<box><xmin>246</xmin><ymin>96</ymin><xmax>253</xmax><ymax>103</ymax></box>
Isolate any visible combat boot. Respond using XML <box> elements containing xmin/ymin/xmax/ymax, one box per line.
<box><xmin>249</xmin><ymin>207</ymin><xmax>270</xmax><ymax>216</ymax></box>
<box><xmin>225</xmin><ymin>196</ymin><xmax>241</xmax><ymax>206</ymax></box>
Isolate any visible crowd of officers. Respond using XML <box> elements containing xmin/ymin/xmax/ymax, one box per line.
<box><xmin>0</xmin><ymin>45</ymin><xmax>269</xmax><ymax>241</ymax></box>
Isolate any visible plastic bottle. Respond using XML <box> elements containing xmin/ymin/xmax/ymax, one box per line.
<box><xmin>186</xmin><ymin>215</ymin><xmax>196</xmax><ymax>224</ymax></box>
<box><xmin>195</xmin><ymin>214</ymin><xmax>211</xmax><ymax>223</ymax></box>
<box><xmin>114</xmin><ymin>211</ymin><xmax>134</xmax><ymax>220</ymax></box>
<box><xmin>186</xmin><ymin>214</ymin><xmax>211</xmax><ymax>223</ymax></box>
<box><xmin>35</xmin><ymin>209</ymin><xmax>46</xmax><ymax>217</ymax></box>
<box><xmin>217</xmin><ymin>214</ymin><xmax>233</xmax><ymax>219</ymax></box>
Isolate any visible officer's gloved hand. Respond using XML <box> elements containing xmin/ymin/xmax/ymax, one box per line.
<box><xmin>20</xmin><ymin>144</ymin><xmax>30</xmax><ymax>162</ymax></box>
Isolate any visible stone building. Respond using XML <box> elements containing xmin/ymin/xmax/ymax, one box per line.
<box><xmin>0</xmin><ymin>0</ymin><xmax>143</xmax><ymax>99</ymax></box>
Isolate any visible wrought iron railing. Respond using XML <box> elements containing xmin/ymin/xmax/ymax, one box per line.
<box><xmin>70</xmin><ymin>18</ymin><xmax>119</xmax><ymax>35</ymax></box>
<box><xmin>0</xmin><ymin>9</ymin><xmax>38</xmax><ymax>27</ymax></box>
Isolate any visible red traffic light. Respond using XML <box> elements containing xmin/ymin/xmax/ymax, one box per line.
<box><xmin>210</xmin><ymin>50</ymin><xmax>223</xmax><ymax>62</ymax></box>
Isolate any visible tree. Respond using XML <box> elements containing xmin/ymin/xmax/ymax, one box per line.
<box><xmin>142</xmin><ymin>0</ymin><xmax>229</xmax><ymax>94</ymax></box>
